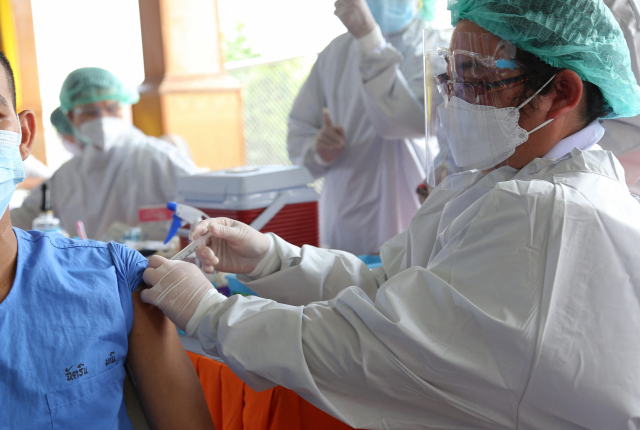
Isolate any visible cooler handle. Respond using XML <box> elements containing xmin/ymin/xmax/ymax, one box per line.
<box><xmin>250</xmin><ymin>192</ymin><xmax>290</xmax><ymax>232</ymax></box>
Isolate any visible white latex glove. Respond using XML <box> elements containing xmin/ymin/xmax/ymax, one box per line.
<box><xmin>315</xmin><ymin>108</ymin><xmax>346</xmax><ymax>164</ymax></box>
<box><xmin>334</xmin><ymin>0</ymin><xmax>377</xmax><ymax>38</ymax></box>
<box><xmin>141</xmin><ymin>256</ymin><xmax>226</xmax><ymax>334</ymax></box>
<box><xmin>191</xmin><ymin>217</ymin><xmax>271</xmax><ymax>274</ymax></box>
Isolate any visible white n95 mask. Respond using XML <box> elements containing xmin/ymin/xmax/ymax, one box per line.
<box><xmin>78</xmin><ymin>117</ymin><xmax>130</xmax><ymax>151</ymax></box>
<box><xmin>0</xmin><ymin>128</ymin><xmax>25</xmax><ymax>215</ymax></box>
<box><xmin>437</xmin><ymin>74</ymin><xmax>556</xmax><ymax>171</ymax></box>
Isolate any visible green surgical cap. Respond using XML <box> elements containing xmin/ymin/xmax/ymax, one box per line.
<box><xmin>50</xmin><ymin>107</ymin><xmax>74</xmax><ymax>136</ymax></box>
<box><xmin>448</xmin><ymin>0</ymin><xmax>640</xmax><ymax>119</ymax></box>
<box><xmin>59</xmin><ymin>67</ymin><xmax>140</xmax><ymax>113</ymax></box>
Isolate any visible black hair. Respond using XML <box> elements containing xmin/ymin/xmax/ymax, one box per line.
<box><xmin>513</xmin><ymin>49</ymin><xmax>613</xmax><ymax>126</ymax></box>
<box><xmin>0</xmin><ymin>50</ymin><xmax>17</xmax><ymax>111</ymax></box>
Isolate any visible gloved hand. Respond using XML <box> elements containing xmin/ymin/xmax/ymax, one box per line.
<box><xmin>315</xmin><ymin>108</ymin><xmax>346</xmax><ymax>164</ymax></box>
<box><xmin>141</xmin><ymin>256</ymin><xmax>226</xmax><ymax>334</ymax></box>
<box><xmin>334</xmin><ymin>0</ymin><xmax>377</xmax><ymax>39</ymax></box>
<box><xmin>191</xmin><ymin>218</ymin><xmax>271</xmax><ymax>274</ymax></box>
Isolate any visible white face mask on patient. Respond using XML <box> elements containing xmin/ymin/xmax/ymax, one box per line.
<box><xmin>0</xmin><ymin>119</ymin><xmax>25</xmax><ymax>215</ymax></box>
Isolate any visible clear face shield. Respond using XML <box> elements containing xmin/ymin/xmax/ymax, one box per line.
<box><xmin>423</xmin><ymin>29</ymin><xmax>555</xmax><ymax>190</ymax></box>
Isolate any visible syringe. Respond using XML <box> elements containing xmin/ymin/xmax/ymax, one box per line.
<box><xmin>170</xmin><ymin>232</ymin><xmax>212</xmax><ymax>261</ymax></box>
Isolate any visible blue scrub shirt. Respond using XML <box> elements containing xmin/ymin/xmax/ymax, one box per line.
<box><xmin>0</xmin><ymin>228</ymin><xmax>147</xmax><ymax>430</ymax></box>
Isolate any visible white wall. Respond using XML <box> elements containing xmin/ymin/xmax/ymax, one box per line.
<box><xmin>31</xmin><ymin>0</ymin><xmax>145</xmax><ymax>170</ymax></box>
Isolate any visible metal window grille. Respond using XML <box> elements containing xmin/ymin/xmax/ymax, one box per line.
<box><xmin>227</xmin><ymin>54</ymin><xmax>324</xmax><ymax>192</ymax></box>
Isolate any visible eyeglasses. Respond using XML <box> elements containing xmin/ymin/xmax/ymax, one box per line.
<box><xmin>437</xmin><ymin>47</ymin><xmax>519</xmax><ymax>70</ymax></box>
<box><xmin>434</xmin><ymin>73</ymin><xmax>535</xmax><ymax>100</ymax></box>
<box><xmin>73</xmin><ymin>101</ymin><xmax>122</xmax><ymax>120</ymax></box>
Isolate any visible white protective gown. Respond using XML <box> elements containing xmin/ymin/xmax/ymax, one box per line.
<box><xmin>22</xmin><ymin>154</ymin><xmax>53</xmax><ymax>179</ymax></box>
<box><xmin>600</xmin><ymin>0</ymin><xmax>640</xmax><ymax>194</ymax></box>
<box><xmin>10</xmin><ymin>126</ymin><xmax>196</xmax><ymax>239</ymax></box>
<box><xmin>194</xmin><ymin>124</ymin><xmax>640</xmax><ymax>429</ymax></box>
<box><xmin>287</xmin><ymin>20</ymin><xmax>426</xmax><ymax>255</ymax></box>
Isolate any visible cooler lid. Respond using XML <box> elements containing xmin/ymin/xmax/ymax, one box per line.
<box><xmin>178</xmin><ymin>165</ymin><xmax>315</xmax><ymax>200</ymax></box>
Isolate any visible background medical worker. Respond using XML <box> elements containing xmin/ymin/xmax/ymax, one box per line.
<box><xmin>140</xmin><ymin>0</ymin><xmax>640</xmax><ymax>428</ymax></box>
<box><xmin>10</xmin><ymin>67</ymin><xmax>197</xmax><ymax>239</ymax></box>
<box><xmin>287</xmin><ymin>0</ymin><xmax>431</xmax><ymax>255</ymax></box>
<box><xmin>50</xmin><ymin>106</ymin><xmax>84</xmax><ymax>157</ymax></box>
<box><xmin>0</xmin><ymin>51</ymin><xmax>214</xmax><ymax>429</ymax></box>
<box><xmin>52</xmin><ymin>105</ymin><xmax>196</xmax><ymax>162</ymax></box>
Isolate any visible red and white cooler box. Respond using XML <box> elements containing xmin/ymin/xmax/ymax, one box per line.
<box><xmin>176</xmin><ymin>165</ymin><xmax>319</xmax><ymax>248</ymax></box>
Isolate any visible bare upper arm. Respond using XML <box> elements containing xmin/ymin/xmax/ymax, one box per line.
<box><xmin>126</xmin><ymin>290</ymin><xmax>215</xmax><ymax>430</ymax></box>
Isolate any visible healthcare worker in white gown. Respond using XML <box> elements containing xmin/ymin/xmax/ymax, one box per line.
<box><xmin>141</xmin><ymin>1</ymin><xmax>640</xmax><ymax>428</ymax></box>
<box><xmin>10</xmin><ymin>68</ymin><xmax>196</xmax><ymax>239</ymax></box>
<box><xmin>287</xmin><ymin>0</ymin><xmax>430</xmax><ymax>254</ymax></box>
<box><xmin>600</xmin><ymin>0</ymin><xmax>640</xmax><ymax>194</ymax></box>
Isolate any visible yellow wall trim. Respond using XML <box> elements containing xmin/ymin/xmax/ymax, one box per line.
<box><xmin>0</xmin><ymin>0</ymin><xmax>23</xmax><ymax>110</ymax></box>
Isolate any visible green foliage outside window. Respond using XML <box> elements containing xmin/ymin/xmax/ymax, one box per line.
<box><xmin>229</xmin><ymin>57</ymin><xmax>316</xmax><ymax>166</ymax></box>
<box><xmin>222</xmin><ymin>21</ymin><xmax>316</xmax><ymax>175</ymax></box>
<box><xmin>221</xmin><ymin>22</ymin><xmax>260</xmax><ymax>63</ymax></box>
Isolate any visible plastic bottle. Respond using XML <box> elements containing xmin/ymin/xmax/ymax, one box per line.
<box><xmin>32</xmin><ymin>183</ymin><xmax>61</xmax><ymax>234</ymax></box>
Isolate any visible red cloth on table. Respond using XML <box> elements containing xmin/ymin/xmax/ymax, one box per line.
<box><xmin>187</xmin><ymin>351</ymin><xmax>355</xmax><ymax>430</ymax></box>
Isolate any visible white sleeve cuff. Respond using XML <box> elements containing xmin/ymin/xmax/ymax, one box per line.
<box><xmin>185</xmin><ymin>288</ymin><xmax>227</xmax><ymax>338</ymax></box>
<box><xmin>246</xmin><ymin>234</ymin><xmax>281</xmax><ymax>278</ymax></box>
<box><xmin>313</xmin><ymin>151</ymin><xmax>333</xmax><ymax>167</ymax></box>
<box><xmin>358</xmin><ymin>25</ymin><xmax>386</xmax><ymax>55</ymax></box>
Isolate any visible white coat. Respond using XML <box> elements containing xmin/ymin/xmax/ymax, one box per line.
<box><xmin>287</xmin><ymin>20</ymin><xmax>426</xmax><ymax>255</ymax></box>
<box><xmin>194</xmin><ymin>124</ymin><xmax>640</xmax><ymax>429</ymax></box>
<box><xmin>10</xmin><ymin>126</ymin><xmax>196</xmax><ymax>239</ymax></box>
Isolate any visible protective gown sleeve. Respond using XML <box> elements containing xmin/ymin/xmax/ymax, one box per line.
<box><xmin>287</xmin><ymin>62</ymin><xmax>330</xmax><ymax>179</ymax></box>
<box><xmin>238</xmin><ymin>234</ymin><xmax>387</xmax><ymax>306</ymax></box>
<box><xmin>357</xmin><ymin>29</ymin><xmax>425</xmax><ymax>140</ymax></box>
<box><xmin>195</xmin><ymin>184</ymin><xmax>552</xmax><ymax>429</ymax></box>
<box><xmin>9</xmin><ymin>182</ymin><xmax>44</xmax><ymax>230</ymax></box>
<box><xmin>141</xmin><ymin>136</ymin><xmax>198</xmax><ymax>204</ymax></box>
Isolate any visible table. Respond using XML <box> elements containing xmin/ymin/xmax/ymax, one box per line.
<box><xmin>182</xmin><ymin>337</ymin><xmax>356</xmax><ymax>430</ymax></box>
